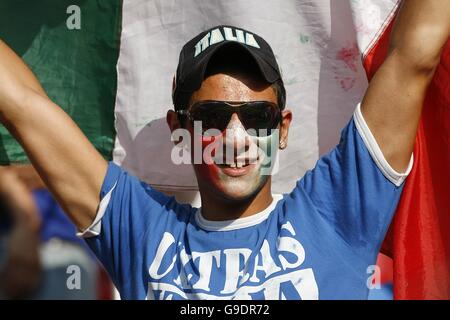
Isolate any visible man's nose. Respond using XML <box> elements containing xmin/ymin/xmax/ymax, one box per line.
<box><xmin>223</xmin><ymin>113</ymin><xmax>250</xmax><ymax>153</ymax></box>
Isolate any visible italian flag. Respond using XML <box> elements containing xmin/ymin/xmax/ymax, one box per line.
<box><xmin>0</xmin><ymin>0</ymin><xmax>448</xmax><ymax>299</ymax></box>
<box><xmin>364</xmin><ymin>2</ymin><xmax>450</xmax><ymax>300</ymax></box>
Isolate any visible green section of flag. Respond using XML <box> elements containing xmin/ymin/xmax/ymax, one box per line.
<box><xmin>0</xmin><ymin>0</ymin><xmax>122</xmax><ymax>164</ymax></box>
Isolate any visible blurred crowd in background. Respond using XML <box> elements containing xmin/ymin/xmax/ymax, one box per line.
<box><xmin>0</xmin><ymin>165</ymin><xmax>112</xmax><ymax>299</ymax></box>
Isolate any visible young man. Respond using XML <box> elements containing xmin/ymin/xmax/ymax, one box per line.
<box><xmin>0</xmin><ymin>0</ymin><xmax>449</xmax><ymax>299</ymax></box>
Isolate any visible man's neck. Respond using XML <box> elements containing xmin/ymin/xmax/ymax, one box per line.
<box><xmin>199</xmin><ymin>180</ymin><xmax>273</xmax><ymax>221</ymax></box>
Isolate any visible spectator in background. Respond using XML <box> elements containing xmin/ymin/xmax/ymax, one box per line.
<box><xmin>0</xmin><ymin>165</ymin><xmax>99</xmax><ymax>299</ymax></box>
<box><xmin>0</xmin><ymin>166</ymin><xmax>41</xmax><ymax>299</ymax></box>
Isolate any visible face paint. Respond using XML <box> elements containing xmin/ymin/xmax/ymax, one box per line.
<box><xmin>191</xmin><ymin>117</ymin><xmax>280</xmax><ymax>199</ymax></box>
<box><xmin>251</xmin><ymin>130</ymin><xmax>280</xmax><ymax>176</ymax></box>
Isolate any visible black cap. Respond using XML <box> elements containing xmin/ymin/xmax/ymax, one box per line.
<box><xmin>172</xmin><ymin>25</ymin><xmax>284</xmax><ymax>110</ymax></box>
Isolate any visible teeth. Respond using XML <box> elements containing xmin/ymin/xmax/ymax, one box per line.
<box><xmin>235</xmin><ymin>158</ymin><xmax>258</xmax><ymax>164</ymax></box>
<box><xmin>222</xmin><ymin>161</ymin><xmax>252</xmax><ymax>168</ymax></box>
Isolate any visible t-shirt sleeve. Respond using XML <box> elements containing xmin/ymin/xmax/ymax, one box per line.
<box><xmin>297</xmin><ymin>104</ymin><xmax>413</xmax><ymax>253</ymax></box>
<box><xmin>79</xmin><ymin>162</ymin><xmax>191</xmax><ymax>295</ymax></box>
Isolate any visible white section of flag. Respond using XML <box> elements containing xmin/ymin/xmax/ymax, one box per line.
<box><xmin>112</xmin><ymin>0</ymin><xmax>398</xmax><ymax>194</ymax></box>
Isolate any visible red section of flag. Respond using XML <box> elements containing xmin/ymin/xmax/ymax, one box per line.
<box><xmin>377</xmin><ymin>254</ymin><xmax>393</xmax><ymax>285</ymax></box>
<box><xmin>97</xmin><ymin>266</ymin><xmax>114</xmax><ymax>300</ymax></box>
<box><xmin>363</xmin><ymin>17</ymin><xmax>450</xmax><ymax>299</ymax></box>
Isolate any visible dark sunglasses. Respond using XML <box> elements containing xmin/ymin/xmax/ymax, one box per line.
<box><xmin>177</xmin><ymin>100</ymin><xmax>281</xmax><ymax>136</ymax></box>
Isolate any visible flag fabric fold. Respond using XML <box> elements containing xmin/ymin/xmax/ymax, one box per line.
<box><xmin>0</xmin><ymin>0</ymin><xmax>122</xmax><ymax>163</ymax></box>
<box><xmin>361</xmin><ymin>5</ymin><xmax>450</xmax><ymax>299</ymax></box>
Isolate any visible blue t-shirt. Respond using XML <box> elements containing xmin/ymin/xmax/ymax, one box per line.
<box><xmin>84</xmin><ymin>109</ymin><xmax>411</xmax><ymax>300</ymax></box>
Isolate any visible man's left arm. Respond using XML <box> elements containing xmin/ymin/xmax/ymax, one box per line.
<box><xmin>361</xmin><ymin>0</ymin><xmax>450</xmax><ymax>173</ymax></box>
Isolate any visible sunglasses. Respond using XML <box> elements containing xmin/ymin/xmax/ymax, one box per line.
<box><xmin>177</xmin><ymin>100</ymin><xmax>281</xmax><ymax>136</ymax></box>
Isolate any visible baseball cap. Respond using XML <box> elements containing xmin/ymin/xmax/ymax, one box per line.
<box><xmin>172</xmin><ymin>25</ymin><xmax>284</xmax><ymax>110</ymax></box>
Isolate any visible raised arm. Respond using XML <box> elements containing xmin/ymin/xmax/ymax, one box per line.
<box><xmin>0</xmin><ymin>40</ymin><xmax>107</xmax><ymax>230</ymax></box>
<box><xmin>361</xmin><ymin>0</ymin><xmax>450</xmax><ymax>172</ymax></box>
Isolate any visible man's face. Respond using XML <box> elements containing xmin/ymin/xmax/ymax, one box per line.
<box><xmin>181</xmin><ymin>72</ymin><xmax>288</xmax><ymax>202</ymax></box>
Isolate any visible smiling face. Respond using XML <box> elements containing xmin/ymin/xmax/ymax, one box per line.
<box><xmin>188</xmin><ymin>72</ymin><xmax>280</xmax><ymax>201</ymax></box>
<box><xmin>167</xmin><ymin>47</ymin><xmax>292</xmax><ymax>213</ymax></box>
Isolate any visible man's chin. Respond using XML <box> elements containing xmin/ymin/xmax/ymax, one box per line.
<box><xmin>220</xmin><ymin>189</ymin><xmax>255</xmax><ymax>202</ymax></box>
<box><xmin>211</xmin><ymin>178</ymin><xmax>265</xmax><ymax>202</ymax></box>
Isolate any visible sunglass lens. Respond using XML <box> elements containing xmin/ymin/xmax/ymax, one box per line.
<box><xmin>191</xmin><ymin>103</ymin><xmax>231</xmax><ymax>134</ymax></box>
<box><xmin>240</xmin><ymin>103</ymin><xmax>279</xmax><ymax>136</ymax></box>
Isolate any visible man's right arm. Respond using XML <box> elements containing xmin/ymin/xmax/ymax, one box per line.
<box><xmin>0</xmin><ymin>39</ymin><xmax>108</xmax><ymax>230</ymax></box>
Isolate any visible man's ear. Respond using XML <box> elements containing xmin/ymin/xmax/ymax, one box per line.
<box><xmin>279</xmin><ymin>109</ymin><xmax>292</xmax><ymax>150</ymax></box>
<box><xmin>166</xmin><ymin>110</ymin><xmax>182</xmax><ymax>145</ymax></box>
<box><xmin>167</xmin><ymin>110</ymin><xmax>182</xmax><ymax>132</ymax></box>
